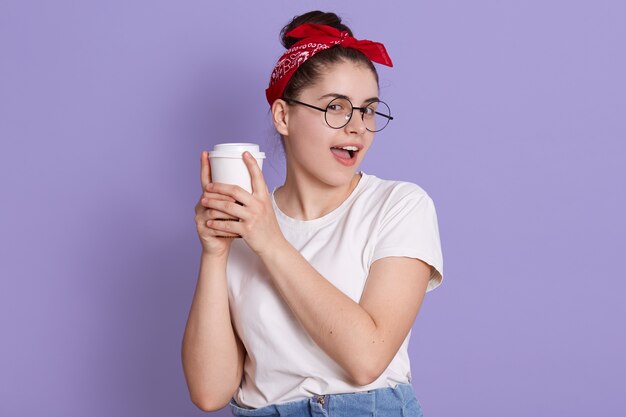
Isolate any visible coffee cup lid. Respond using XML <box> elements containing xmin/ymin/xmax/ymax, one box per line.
<box><xmin>208</xmin><ymin>143</ymin><xmax>266</xmax><ymax>159</ymax></box>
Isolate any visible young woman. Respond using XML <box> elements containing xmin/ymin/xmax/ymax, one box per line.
<box><xmin>182</xmin><ymin>11</ymin><xmax>444</xmax><ymax>417</ymax></box>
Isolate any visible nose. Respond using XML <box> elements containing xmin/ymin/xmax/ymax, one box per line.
<box><xmin>344</xmin><ymin>109</ymin><xmax>367</xmax><ymax>135</ymax></box>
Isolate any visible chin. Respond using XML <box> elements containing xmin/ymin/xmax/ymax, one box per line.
<box><xmin>291</xmin><ymin>148</ymin><xmax>365</xmax><ymax>187</ymax></box>
<box><xmin>318</xmin><ymin>167</ymin><xmax>360</xmax><ymax>188</ymax></box>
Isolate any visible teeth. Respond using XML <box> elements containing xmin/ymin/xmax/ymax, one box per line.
<box><xmin>333</xmin><ymin>146</ymin><xmax>359</xmax><ymax>151</ymax></box>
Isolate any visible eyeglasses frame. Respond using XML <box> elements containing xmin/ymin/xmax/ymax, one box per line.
<box><xmin>283</xmin><ymin>97</ymin><xmax>394</xmax><ymax>132</ymax></box>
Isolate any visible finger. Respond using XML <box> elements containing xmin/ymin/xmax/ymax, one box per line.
<box><xmin>204</xmin><ymin>198</ymin><xmax>247</xmax><ymax>220</ymax></box>
<box><xmin>243</xmin><ymin>151</ymin><xmax>267</xmax><ymax>195</ymax></box>
<box><xmin>206</xmin><ymin>218</ymin><xmax>242</xmax><ymax>237</ymax></box>
<box><xmin>202</xmin><ymin>191</ymin><xmax>236</xmax><ymax>202</ymax></box>
<box><xmin>200</xmin><ymin>151</ymin><xmax>211</xmax><ymax>192</ymax></box>
<box><xmin>207</xmin><ymin>182</ymin><xmax>253</xmax><ymax>207</ymax></box>
<box><xmin>203</xmin><ymin>206</ymin><xmax>239</xmax><ymax>221</ymax></box>
<box><xmin>205</xmin><ymin>224</ymin><xmax>240</xmax><ymax>239</ymax></box>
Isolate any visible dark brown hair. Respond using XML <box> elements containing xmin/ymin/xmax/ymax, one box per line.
<box><xmin>279</xmin><ymin>11</ymin><xmax>379</xmax><ymax>100</ymax></box>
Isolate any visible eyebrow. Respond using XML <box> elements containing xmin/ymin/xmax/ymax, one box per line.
<box><xmin>318</xmin><ymin>93</ymin><xmax>379</xmax><ymax>104</ymax></box>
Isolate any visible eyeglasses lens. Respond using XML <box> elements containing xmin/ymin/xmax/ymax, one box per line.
<box><xmin>324</xmin><ymin>98</ymin><xmax>391</xmax><ymax>132</ymax></box>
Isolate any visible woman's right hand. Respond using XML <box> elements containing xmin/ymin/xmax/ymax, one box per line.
<box><xmin>194</xmin><ymin>151</ymin><xmax>239</xmax><ymax>256</ymax></box>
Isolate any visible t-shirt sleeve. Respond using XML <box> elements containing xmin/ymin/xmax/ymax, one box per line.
<box><xmin>370</xmin><ymin>185</ymin><xmax>444</xmax><ymax>292</ymax></box>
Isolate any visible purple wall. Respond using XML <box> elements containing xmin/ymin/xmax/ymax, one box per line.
<box><xmin>1</xmin><ymin>1</ymin><xmax>624</xmax><ymax>416</ymax></box>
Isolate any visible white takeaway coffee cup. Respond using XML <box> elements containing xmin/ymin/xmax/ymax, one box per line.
<box><xmin>208</xmin><ymin>143</ymin><xmax>266</xmax><ymax>193</ymax></box>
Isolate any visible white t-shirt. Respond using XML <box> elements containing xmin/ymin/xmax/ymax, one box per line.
<box><xmin>227</xmin><ymin>172</ymin><xmax>444</xmax><ymax>409</ymax></box>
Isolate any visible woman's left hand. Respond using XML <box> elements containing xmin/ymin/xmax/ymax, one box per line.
<box><xmin>200</xmin><ymin>151</ymin><xmax>285</xmax><ymax>256</ymax></box>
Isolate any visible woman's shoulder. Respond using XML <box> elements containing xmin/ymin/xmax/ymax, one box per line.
<box><xmin>359</xmin><ymin>172</ymin><xmax>431</xmax><ymax>203</ymax></box>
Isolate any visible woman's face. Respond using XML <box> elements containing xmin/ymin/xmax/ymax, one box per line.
<box><xmin>283</xmin><ymin>60</ymin><xmax>379</xmax><ymax>188</ymax></box>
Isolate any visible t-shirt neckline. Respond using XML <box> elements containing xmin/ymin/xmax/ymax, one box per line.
<box><xmin>271</xmin><ymin>172</ymin><xmax>370</xmax><ymax>230</ymax></box>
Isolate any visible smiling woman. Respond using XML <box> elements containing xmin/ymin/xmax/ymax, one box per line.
<box><xmin>182</xmin><ymin>10</ymin><xmax>444</xmax><ymax>417</ymax></box>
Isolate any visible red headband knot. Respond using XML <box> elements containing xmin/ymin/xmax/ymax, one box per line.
<box><xmin>265</xmin><ymin>23</ymin><xmax>393</xmax><ymax>106</ymax></box>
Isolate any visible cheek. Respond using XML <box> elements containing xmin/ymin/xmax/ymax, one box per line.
<box><xmin>288</xmin><ymin>118</ymin><xmax>331</xmax><ymax>155</ymax></box>
<box><xmin>289</xmin><ymin>112</ymin><xmax>324</xmax><ymax>137</ymax></box>
<box><xmin>290</xmin><ymin>131</ymin><xmax>326</xmax><ymax>162</ymax></box>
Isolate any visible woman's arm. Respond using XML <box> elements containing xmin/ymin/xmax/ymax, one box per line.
<box><xmin>259</xmin><ymin>239</ymin><xmax>431</xmax><ymax>386</ymax></box>
<box><xmin>182</xmin><ymin>151</ymin><xmax>246</xmax><ymax>411</ymax></box>
<box><xmin>181</xmin><ymin>252</ymin><xmax>246</xmax><ymax>411</ymax></box>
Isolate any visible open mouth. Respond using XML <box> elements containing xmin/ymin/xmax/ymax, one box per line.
<box><xmin>330</xmin><ymin>146</ymin><xmax>359</xmax><ymax>159</ymax></box>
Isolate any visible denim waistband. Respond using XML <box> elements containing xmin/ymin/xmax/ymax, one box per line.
<box><xmin>229</xmin><ymin>383</ymin><xmax>423</xmax><ymax>417</ymax></box>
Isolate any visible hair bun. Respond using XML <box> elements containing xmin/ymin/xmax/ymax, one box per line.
<box><xmin>280</xmin><ymin>10</ymin><xmax>354</xmax><ymax>49</ymax></box>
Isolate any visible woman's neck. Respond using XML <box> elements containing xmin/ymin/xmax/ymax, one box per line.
<box><xmin>274</xmin><ymin>171</ymin><xmax>362</xmax><ymax>221</ymax></box>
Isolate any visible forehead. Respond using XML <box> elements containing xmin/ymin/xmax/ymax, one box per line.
<box><xmin>302</xmin><ymin>60</ymin><xmax>379</xmax><ymax>102</ymax></box>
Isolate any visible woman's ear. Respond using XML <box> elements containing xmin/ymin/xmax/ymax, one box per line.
<box><xmin>271</xmin><ymin>99</ymin><xmax>289</xmax><ymax>136</ymax></box>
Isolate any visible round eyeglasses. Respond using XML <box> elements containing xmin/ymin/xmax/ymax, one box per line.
<box><xmin>284</xmin><ymin>96</ymin><xmax>393</xmax><ymax>132</ymax></box>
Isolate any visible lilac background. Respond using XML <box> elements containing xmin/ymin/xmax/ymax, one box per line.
<box><xmin>1</xmin><ymin>0</ymin><xmax>624</xmax><ymax>416</ymax></box>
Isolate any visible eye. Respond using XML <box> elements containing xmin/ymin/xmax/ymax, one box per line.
<box><xmin>326</xmin><ymin>97</ymin><xmax>352</xmax><ymax>114</ymax></box>
<box><xmin>363</xmin><ymin>105</ymin><xmax>377</xmax><ymax>117</ymax></box>
<box><xmin>326</xmin><ymin>103</ymin><xmax>345</xmax><ymax>113</ymax></box>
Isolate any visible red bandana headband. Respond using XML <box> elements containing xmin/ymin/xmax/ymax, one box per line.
<box><xmin>265</xmin><ymin>23</ymin><xmax>393</xmax><ymax>106</ymax></box>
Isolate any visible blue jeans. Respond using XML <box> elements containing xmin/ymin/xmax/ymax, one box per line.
<box><xmin>229</xmin><ymin>383</ymin><xmax>423</xmax><ymax>416</ymax></box>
